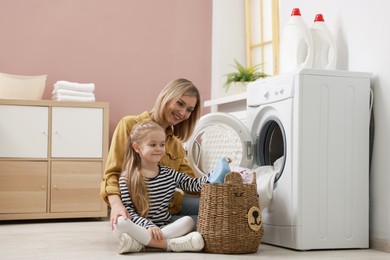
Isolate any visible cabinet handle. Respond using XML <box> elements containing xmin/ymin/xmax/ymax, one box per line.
<box><xmin>54</xmin><ymin>185</ymin><xmax>58</xmax><ymax>189</ymax></box>
<box><xmin>41</xmin><ymin>185</ymin><xmax>45</xmax><ymax>190</ymax></box>
<box><xmin>42</xmin><ymin>131</ymin><xmax>47</xmax><ymax>136</ymax></box>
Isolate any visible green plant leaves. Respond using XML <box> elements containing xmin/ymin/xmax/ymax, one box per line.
<box><xmin>224</xmin><ymin>59</ymin><xmax>268</xmax><ymax>92</ymax></box>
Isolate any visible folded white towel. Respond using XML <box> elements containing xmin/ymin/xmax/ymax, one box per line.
<box><xmin>54</xmin><ymin>80</ymin><xmax>95</xmax><ymax>93</ymax></box>
<box><xmin>254</xmin><ymin>156</ymin><xmax>284</xmax><ymax>211</ymax></box>
<box><xmin>51</xmin><ymin>94</ymin><xmax>95</xmax><ymax>102</ymax></box>
<box><xmin>52</xmin><ymin>89</ymin><xmax>95</xmax><ymax>98</ymax></box>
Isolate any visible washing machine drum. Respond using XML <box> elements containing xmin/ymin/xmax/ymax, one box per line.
<box><xmin>185</xmin><ymin>112</ymin><xmax>253</xmax><ymax>177</ymax></box>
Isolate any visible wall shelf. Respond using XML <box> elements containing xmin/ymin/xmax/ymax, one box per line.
<box><xmin>204</xmin><ymin>92</ymin><xmax>247</xmax><ymax>107</ymax></box>
<box><xmin>203</xmin><ymin>92</ymin><xmax>247</xmax><ymax>122</ymax></box>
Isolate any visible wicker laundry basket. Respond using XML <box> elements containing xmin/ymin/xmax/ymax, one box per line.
<box><xmin>0</xmin><ymin>72</ymin><xmax>46</xmax><ymax>100</ymax></box>
<box><xmin>197</xmin><ymin>172</ymin><xmax>264</xmax><ymax>254</ymax></box>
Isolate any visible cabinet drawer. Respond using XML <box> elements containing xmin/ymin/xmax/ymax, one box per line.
<box><xmin>50</xmin><ymin>161</ymin><xmax>103</xmax><ymax>212</ymax></box>
<box><xmin>0</xmin><ymin>161</ymin><xmax>48</xmax><ymax>214</ymax></box>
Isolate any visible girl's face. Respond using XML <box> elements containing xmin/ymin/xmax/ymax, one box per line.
<box><xmin>133</xmin><ymin>130</ymin><xmax>166</xmax><ymax>164</ymax></box>
<box><xmin>164</xmin><ymin>95</ymin><xmax>197</xmax><ymax>126</ymax></box>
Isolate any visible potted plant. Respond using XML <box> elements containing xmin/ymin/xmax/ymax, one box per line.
<box><xmin>224</xmin><ymin>59</ymin><xmax>268</xmax><ymax>93</ymax></box>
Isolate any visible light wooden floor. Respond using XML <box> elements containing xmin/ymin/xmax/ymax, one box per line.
<box><xmin>1</xmin><ymin>219</ymin><xmax>389</xmax><ymax>259</ymax></box>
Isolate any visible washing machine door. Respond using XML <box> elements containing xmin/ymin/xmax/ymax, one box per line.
<box><xmin>250</xmin><ymin>107</ymin><xmax>287</xmax><ymax>183</ymax></box>
<box><xmin>256</xmin><ymin>117</ymin><xmax>286</xmax><ymax>183</ymax></box>
<box><xmin>186</xmin><ymin>112</ymin><xmax>253</xmax><ymax>177</ymax></box>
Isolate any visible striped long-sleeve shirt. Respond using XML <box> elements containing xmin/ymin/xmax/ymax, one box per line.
<box><xmin>119</xmin><ymin>165</ymin><xmax>208</xmax><ymax>228</ymax></box>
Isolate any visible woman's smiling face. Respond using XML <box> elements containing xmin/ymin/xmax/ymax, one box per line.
<box><xmin>164</xmin><ymin>95</ymin><xmax>197</xmax><ymax>126</ymax></box>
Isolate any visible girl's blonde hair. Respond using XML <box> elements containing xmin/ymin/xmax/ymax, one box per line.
<box><xmin>150</xmin><ymin>78</ymin><xmax>201</xmax><ymax>142</ymax></box>
<box><xmin>122</xmin><ymin>121</ymin><xmax>165</xmax><ymax>217</ymax></box>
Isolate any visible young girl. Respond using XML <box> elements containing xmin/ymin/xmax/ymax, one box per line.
<box><xmin>113</xmin><ymin>121</ymin><xmax>208</xmax><ymax>254</ymax></box>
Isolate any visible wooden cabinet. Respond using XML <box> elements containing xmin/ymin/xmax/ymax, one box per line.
<box><xmin>0</xmin><ymin>99</ymin><xmax>109</xmax><ymax>220</ymax></box>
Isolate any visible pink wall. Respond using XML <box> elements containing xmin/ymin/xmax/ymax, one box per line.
<box><xmin>0</xmin><ymin>0</ymin><xmax>212</xmax><ymax>137</ymax></box>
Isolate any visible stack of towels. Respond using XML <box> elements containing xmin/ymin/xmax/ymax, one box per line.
<box><xmin>52</xmin><ymin>80</ymin><xmax>95</xmax><ymax>102</ymax></box>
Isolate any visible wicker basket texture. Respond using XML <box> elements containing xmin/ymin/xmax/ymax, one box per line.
<box><xmin>197</xmin><ymin>172</ymin><xmax>264</xmax><ymax>254</ymax></box>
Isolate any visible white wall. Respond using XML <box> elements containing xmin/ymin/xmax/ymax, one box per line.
<box><xmin>213</xmin><ymin>0</ymin><xmax>390</xmax><ymax>251</ymax></box>
<box><xmin>212</xmin><ymin>0</ymin><xmax>246</xmax><ymax>99</ymax></box>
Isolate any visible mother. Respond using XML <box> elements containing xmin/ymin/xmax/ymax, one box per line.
<box><xmin>100</xmin><ymin>78</ymin><xmax>202</xmax><ymax>229</ymax></box>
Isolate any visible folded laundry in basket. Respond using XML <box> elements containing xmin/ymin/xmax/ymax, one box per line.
<box><xmin>52</xmin><ymin>89</ymin><xmax>95</xmax><ymax>98</ymax></box>
<box><xmin>54</xmin><ymin>80</ymin><xmax>95</xmax><ymax>93</ymax></box>
<box><xmin>254</xmin><ymin>156</ymin><xmax>284</xmax><ymax>210</ymax></box>
<box><xmin>230</xmin><ymin>166</ymin><xmax>254</xmax><ymax>184</ymax></box>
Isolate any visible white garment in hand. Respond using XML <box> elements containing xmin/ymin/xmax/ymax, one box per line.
<box><xmin>254</xmin><ymin>156</ymin><xmax>284</xmax><ymax>210</ymax></box>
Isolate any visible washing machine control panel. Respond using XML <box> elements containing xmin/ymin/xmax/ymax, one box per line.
<box><xmin>247</xmin><ymin>73</ymin><xmax>294</xmax><ymax>107</ymax></box>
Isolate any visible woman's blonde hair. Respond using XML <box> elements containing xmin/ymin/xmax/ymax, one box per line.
<box><xmin>150</xmin><ymin>78</ymin><xmax>201</xmax><ymax>142</ymax></box>
<box><xmin>122</xmin><ymin>121</ymin><xmax>165</xmax><ymax>217</ymax></box>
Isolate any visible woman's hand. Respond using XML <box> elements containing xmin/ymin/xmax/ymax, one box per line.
<box><xmin>147</xmin><ymin>226</ymin><xmax>164</xmax><ymax>242</ymax></box>
<box><xmin>108</xmin><ymin>195</ymin><xmax>129</xmax><ymax>230</ymax></box>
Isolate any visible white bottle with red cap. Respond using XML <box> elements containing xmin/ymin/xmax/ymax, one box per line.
<box><xmin>311</xmin><ymin>14</ymin><xmax>337</xmax><ymax>69</ymax></box>
<box><xmin>279</xmin><ymin>8</ymin><xmax>313</xmax><ymax>73</ymax></box>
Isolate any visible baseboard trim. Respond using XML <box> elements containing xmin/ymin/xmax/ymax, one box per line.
<box><xmin>370</xmin><ymin>237</ymin><xmax>390</xmax><ymax>253</ymax></box>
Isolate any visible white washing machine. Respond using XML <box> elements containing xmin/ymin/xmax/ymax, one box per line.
<box><xmin>186</xmin><ymin>69</ymin><xmax>371</xmax><ymax>250</ymax></box>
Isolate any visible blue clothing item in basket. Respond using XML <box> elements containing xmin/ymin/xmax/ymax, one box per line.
<box><xmin>208</xmin><ymin>156</ymin><xmax>231</xmax><ymax>184</ymax></box>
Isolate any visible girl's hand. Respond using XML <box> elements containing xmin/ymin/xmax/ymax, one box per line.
<box><xmin>147</xmin><ymin>226</ymin><xmax>164</xmax><ymax>241</ymax></box>
<box><xmin>108</xmin><ymin>195</ymin><xmax>130</xmax><ymax>230</ymax></box>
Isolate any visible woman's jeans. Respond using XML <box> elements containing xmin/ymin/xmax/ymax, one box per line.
<box><xmin>170</xmin><ymin>194</ymin><xmax>200</xmax><ymax>230</ymax></box>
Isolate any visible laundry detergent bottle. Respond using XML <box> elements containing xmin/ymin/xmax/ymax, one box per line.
<box><xmin>279</xmin><ymin>8</ymin><xmax>313</xmax><ymax>73</ymax></box>
<box><xmin>311</xmin><ymin>14</ymin><xmax>337</xmax><ymax>69</ymax></box>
